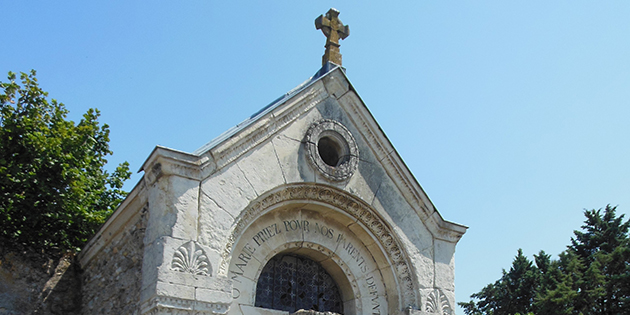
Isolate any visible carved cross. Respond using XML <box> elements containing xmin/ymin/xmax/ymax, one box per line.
<box><xmin>315</xmin><ymin>8</ymin><xmax>350</xmax><ymax>66</ymax></box>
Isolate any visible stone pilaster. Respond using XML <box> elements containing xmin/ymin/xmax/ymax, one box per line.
<box><xmin>140</xmin><ymin>150</ymin><xmax>232</xmax><ymax>315</ymax></box>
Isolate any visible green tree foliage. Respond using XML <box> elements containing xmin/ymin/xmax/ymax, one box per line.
<box><xmin>0</xmin><ymin>70</ymin><xmax>131</xmax><ymax>252</ymax></box>
<box><xmin>459</xmin><ymin>205</ymin><xmax>629</xmax><ymax>315</ymax></box>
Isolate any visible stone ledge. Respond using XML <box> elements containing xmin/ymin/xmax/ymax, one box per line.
<box><xmin>141</xmin><ymin>296</ymin><xmax>230</xmax><ymax>315</ymax></box>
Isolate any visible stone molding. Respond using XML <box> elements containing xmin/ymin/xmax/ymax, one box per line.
<box><xmin>140</xmin><ymin>81</ymin><xmax>328</xmax><ymax>186</ymax></box>
<box><xmin>305</xmin><ymin>119</ymin><xmax>359</xmax><ymax>181</ymax></box>
<box><xmin>141</xmin><ymin>147</ymin><xmax>208</xmax><ymax>186</ymax></box>
<box><xmin>136</xmin><ymin>67</ymin><xmax>465</xmax><ymax>244</ymax></box>
<box><xmin>292</xmin><ymin>311</ymin><xmax>341</xmax><ymax>315</ymax></box>
<box><xmin>210</xmin><ymin>86</ymin><xmax>327</xmax><ymax>172</ymax></box>
<box><xmin>219</xmin><ymin>183</ymin><xmax>419</xmax><ymax>308</ymax></box>
<box><xmin>141</xmin><ymin>296</ymin><xmax>230</xmax><ymax>315</ymax></box>
<box><xmin>338</xmin><ymin>91</ymin><xmax>467</xmax><ymax>243</ymax></box>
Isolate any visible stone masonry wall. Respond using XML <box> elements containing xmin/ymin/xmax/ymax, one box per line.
<box><xmin>81</xmin><ymin>205</ymin><xmax>147</xmax><ymax>315</ymax></box>
<box><xmin>0</xmin><ymin>245</ymin><xmax>81</xmax><ymax>315</ymax></box>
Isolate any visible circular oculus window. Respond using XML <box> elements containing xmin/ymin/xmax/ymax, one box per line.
<box><xmin>305</xmin><ymin>119</ymin><xmax>358</xmax><ymax>181</ymax></box>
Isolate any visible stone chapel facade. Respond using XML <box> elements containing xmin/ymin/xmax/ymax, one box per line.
<box><xmin>77</xmin><ymin>62</ymin><xmax>467</xmax><ymax>315</ymax></box>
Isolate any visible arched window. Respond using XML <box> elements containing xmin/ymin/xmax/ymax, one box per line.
<box><xmin>255</xmin><ymin>254</ymin><xmax>343</xmax><ymax>314</ymax></box>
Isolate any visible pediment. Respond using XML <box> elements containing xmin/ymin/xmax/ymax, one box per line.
<box><xmin>140</xmin><ymin>64</ymin><xmax>466</xmax><ymax>244</ymax></box>
<box><xmin>82</xmin><ymin>63</ymin><xmax>467</xmax><ymax>315</ymax></box>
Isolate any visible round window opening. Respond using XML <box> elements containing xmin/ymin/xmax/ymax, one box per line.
<box><xmin>305</xmin><ymin>120</ymin><xmax>359</xmax><ymax>181</ymax></box>
<box><xmin>318</xmin><ymin>136</ymin><xmax>343</xmax><ymax>167</ymax></box>
<box><xmin>255</xmin><ymin>254</ymin><xmax>344</xmax><ymax>314</ymax></box>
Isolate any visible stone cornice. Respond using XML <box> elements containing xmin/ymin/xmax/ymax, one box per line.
<box><xmin>208</xmin><ymin>81</ymin><xmax>328</xmax><ymax>172</ymax></box>
<box><xmin>138</xmin><ymin>66</ymin><xmax>465</xmax><ymax>243</ymax></box>
<box><xmin>336</xmin><ymin>81</ymin><xmax>467</xmax><ymax>243</ymax></box>
<box><xmin>141</xmin><ymin>296</ymin><xmax>230</xmax><ymax>315</ymax></box>
<box><xmin>138</xmin><ymin>74</ymin><xmax>331</xmax><ymax>185</ymax></box>
<box><xmin>140</xmin><ymin>146</ymin><xmax>210</xmax><ymax>185</ymax></box>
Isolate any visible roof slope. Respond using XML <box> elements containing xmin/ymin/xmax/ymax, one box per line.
<box><xmin>191</xmin><ymin>62</ymin><xmax>339</xmax><ymax>156</ymax></box>
<box><xmin>136</xmin><ymin>62</ymin><xmax>467</xmax><ymax>241</ymax></box>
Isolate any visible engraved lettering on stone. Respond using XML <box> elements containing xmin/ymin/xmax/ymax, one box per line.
<box><xmin>221</xmin><ymin>183</ymin><xmax>418</xmax><ymax>307</ymax></box>
<box><xmin>230</xmin><ymin>218</ymin><xmax>390</xmax><ymax>315</ymax></box>
<box><xmin>284</xmin><ymin>219</ymin><xmax>310</xmax><ymax>232</ymax></box>
<box><xmin>229</xmin><ymin>242</ymin><xmax>256</xmax><ymax>284</ymax></box>
<box><xmin>171</xmin><ymin>241</ymin><xmax>211</xmax><ymax>276</ymax></box>
<box><xmin>336</xmin><ymin>233</ymin><xmax>368</xmax><ymax>273</ymax></box>
<box><xmin>252</xmin><ymin>223</ymin><xmax>282</xmax><ymax>246</ymax></box>
<box><xmin>366</xmin><ymin>275</ymin><xmax>381</xmax><ymax>314</ymax></box>
<box><xmin>314</xmin><ymin>222</ymin><xmax>334</xmax><ymax>239</ymax></box>
<box><xmin>425</xmin><ymin>289</ymin><xmax>452</xmax><ymax>315</ymax></box>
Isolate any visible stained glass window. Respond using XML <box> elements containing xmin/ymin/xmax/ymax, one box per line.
<box><xmin>255</xmin><ymin>254</ymin><xmax>344</xmax><ymax>314</ymax></box>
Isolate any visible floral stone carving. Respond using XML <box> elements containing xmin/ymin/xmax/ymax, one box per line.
<box><xmin>172</xmin><ymin>241</ymin><xmax>211</xmax><ymax>276</ymax></box>
<box><xmin>425</xmin><ymin>289</ymin><xmax>452</xmax><ymax>315</ymax></box>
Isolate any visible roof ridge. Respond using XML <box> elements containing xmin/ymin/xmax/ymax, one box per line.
<box><xmin>191</xmin><ymin>63</ymin><xmax>341</xmax><ymax>156</ymax></box>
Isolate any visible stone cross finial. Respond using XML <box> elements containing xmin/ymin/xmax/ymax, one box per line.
<box><xmin>315</xmin><ymin>8</ymin><xmax>350</xmax><ymax>66</ymax></box>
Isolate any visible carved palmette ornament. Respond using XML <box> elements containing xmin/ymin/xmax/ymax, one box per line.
<box><xmin>425</xmin><ymin>289</ymin><xmax>452</xmax><ymax>315</ymax></box>
<box><xmin>171</xmin><ymin>241</ymin><xmax>211</xmax><ymax>276</ymax></box>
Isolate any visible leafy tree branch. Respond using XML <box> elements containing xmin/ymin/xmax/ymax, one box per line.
<box><xmin>0</xmin><ymin>70</ymin><xmax>131</xmax><ymax>252</ymax></box>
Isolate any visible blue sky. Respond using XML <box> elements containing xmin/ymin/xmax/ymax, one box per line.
<box><xmin>3</xmin><ymin>1</ymin><xmax>629</xmax><ymax>312</ymax></box>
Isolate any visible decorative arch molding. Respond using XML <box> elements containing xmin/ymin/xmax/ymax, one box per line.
<box><xmin>226</xmin><ymin>205</ymin><xmax>391</xmax><ymax>314</ymax></box>
<box><xmin>219</xmin><ymin>183</ymin><xmax>419</xmax><ymax>309</ymax></box>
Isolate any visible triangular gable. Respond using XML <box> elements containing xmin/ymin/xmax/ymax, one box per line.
<box><xmin>138</xmin><ymin>63</ymin><xmax>466</xmax><ymax>242</ymax></box>
<box><xmin>80</xmin><ymin>62</ymin><xmax>467</xmax><ymax>315</ymax></box>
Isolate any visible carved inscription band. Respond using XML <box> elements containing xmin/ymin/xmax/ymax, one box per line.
<box><xmin>219</xmin><ymin>183</ymin><xmax>418</xmax><ymax>308</ymax></box>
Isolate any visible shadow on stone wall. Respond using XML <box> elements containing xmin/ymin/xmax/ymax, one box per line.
<box><xmin>0</xmin><ymin>245</ymin><xmax>81</xmax><ymax>315</ymax></box>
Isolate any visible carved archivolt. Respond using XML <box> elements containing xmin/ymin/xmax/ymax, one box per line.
<box><xmin>425</xmin><ymin>289</ymin><xmax>452</xmax><ymax>315</ymax></box>
<box><xmin>172</xmin><ymin>241</ymin><xmax>211</xmax><ymax>276</ymax></box>
<box><xmin>219</xmin><ymin>183</ymin><xmax>418</xmax><ymax>308</ymax></box>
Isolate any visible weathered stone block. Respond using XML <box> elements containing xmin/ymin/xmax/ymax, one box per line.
<box><xmin>434</xmin><ymin>239</ymin><xmax>456</xmax><ymax>291</ymax></box>
<box><xmin>235</xmin><ymin>140</ymin><xmax>285</xmax><ymax>195</ymax></box>
<box><xmin>199</xmin><ymin>193</ymin><xmax>236</xmax><ymax>252</ymax></box>
<box><xmin>201</xmin><ymin>163</ymin><xmax>258</xmax><ymax>218</ymax></box>
<box><xmin>155</xmin><ymin>281</ymin><xmax>195</xmax><ymax>300</ymax></box>
<box><xmin>145</xmin><ymin>175</ymin><xmax>200</xmax><ymax>244</ymax></box>
<box><xmin>196</xmin><ymin>287</ymin><xmax>232</xmax><ymax>304</ymax></box>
